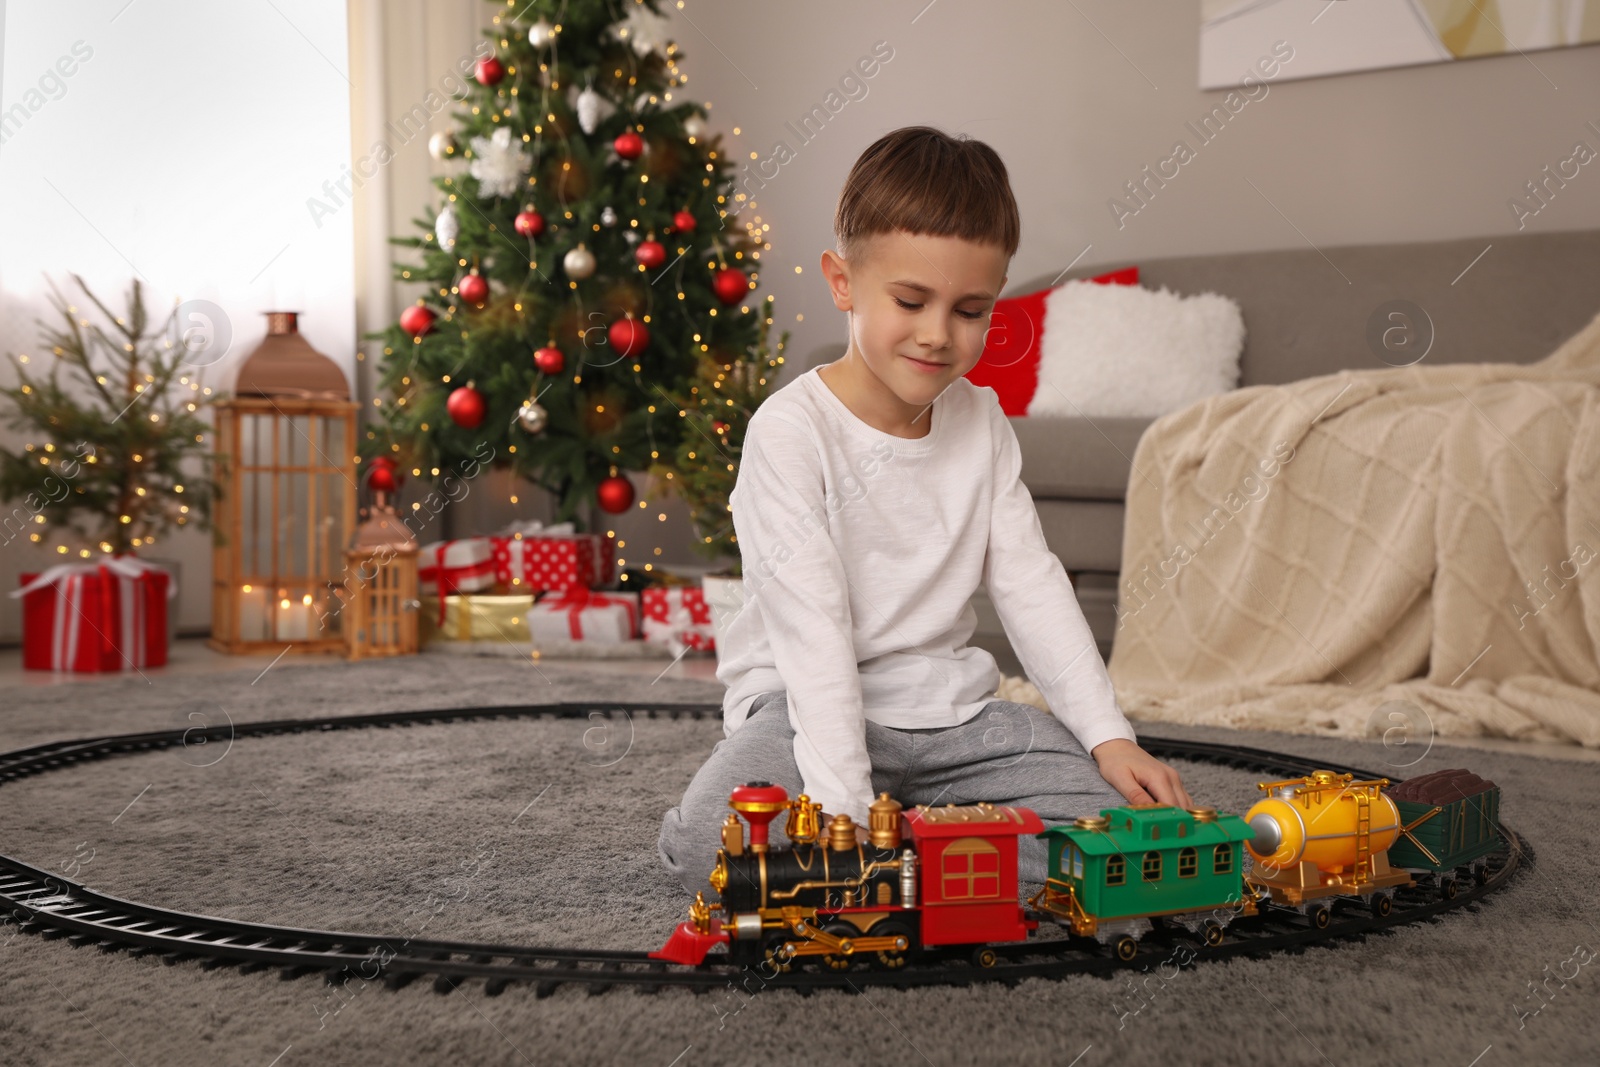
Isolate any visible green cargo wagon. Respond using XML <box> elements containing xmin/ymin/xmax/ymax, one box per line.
<box><xmin>1386</xmin><ymin>768</ymin><xmax>1501</xmax><ymax>899</ymax></box>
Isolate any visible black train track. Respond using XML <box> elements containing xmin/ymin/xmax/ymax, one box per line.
<box><xmin>0</xmin><ymin>702</ymin><xmax>1529</xmax><ymax>995</ymax></box>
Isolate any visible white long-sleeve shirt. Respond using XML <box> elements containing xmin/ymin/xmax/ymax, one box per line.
<box><xmin>715</xmin><ymin>364</ymin><xmax>1138</xmax><ymax>823</ymax></box>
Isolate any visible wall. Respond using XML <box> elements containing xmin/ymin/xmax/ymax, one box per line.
<box><xmin>0</xmin><ymin>0</ymin><xmax>355</xmax><ymax>641</ymax></box>
<box><xmin>650</xmin><ymin>0</ymin><xmax>1600</xmax><ymax>379</ymax></box>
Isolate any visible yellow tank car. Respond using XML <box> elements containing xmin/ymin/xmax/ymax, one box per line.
<box><xmin>1243</xmin><ymin>769</ymin><xmax>1413</xmax><ymax>924</ymax></box>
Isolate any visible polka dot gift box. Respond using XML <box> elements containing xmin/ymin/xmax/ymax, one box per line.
<box><xmin>490</xmin><ymin>521</ymin><xmax>616</xmax><ymax>594</ymax></box>
<box><xmin>640</xmin><ymin>586</ymin><xmax>715</xmax><ymax>654</ymax></box>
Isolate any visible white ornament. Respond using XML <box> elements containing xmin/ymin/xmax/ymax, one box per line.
<box><xmin>610</xmin><ymin>4</ymin><xmax>672</xmax><ymax>57</ymax></box>
<box><xmin>467</xmin><ymin>126</ymin><xmax>532</xmax><ymax>199</ymax></box>
<box><xmin>563</xmin><ymin>244</ymin><xmax>596</xmax><ymax>279</ymax></box>
<box><xmin>622</xmin><ymin>229</ymin><xmax>640</xmax><ymax>246</ymax></box>
<box><xmin>600</xmin><ymin>205</ymin><xmax>618</xmax><ymax>227</ymax></box>
<box><xmin>683</xmin><ymin>115</ymin><xmax>706</xmax><ymax>140</ymax></box>
<box><xmin>427</xmin><ymin>131</ymin><xmax>457</xmax><ymax>161</ymax></box>
<box><xmin>576</xmin><ymin>86</ymin><xmax>603</xmax><ymax>135</ymax></box>
<box><xmin>528</xmin><ymin>18</ymin><xmax>553</xmax><ymax>48</ymax></box>
<box><xmin>435</xmin><ymin>204</ymin><xmax>459</xmax><ymax>251</ymax></box>
<box><xmin>517</xmin><ymin>399</ymin><xmax>548</xmax><ymax>434</ymax></box>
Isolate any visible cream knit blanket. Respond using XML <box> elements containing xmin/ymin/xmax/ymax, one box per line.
<box><xmin>1010</xmin><ymin>308</ymin><xmax>1600</xmax><ymax>750</ymax></box>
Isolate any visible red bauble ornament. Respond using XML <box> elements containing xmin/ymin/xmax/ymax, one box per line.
<box><xmin>596</xmin><ymin>474</ymin><xmax>635</xmax><ymax>514</ymax></box>
<box><xmin>475</xmin><ymin>55</ymin><xmax>505</xmax><ymax>85</ymax></box>
<box><xmin>613</xmin><ymin>130</ymin><xmax>644</xmax><ymax>160</ymax></box>
<box><xmin>635</xmin><ymin>239</ymin><xmax>666</xmax><ymax>270</ymax></box>
<box><xmin>399</xmin><ymin>304</ymin><xmax>436</xmax><ymax>337</ymax></box>
<box><xmin>446</xmin><ymin>384</ymin><xmax>487</xmax><ymax>430</ymax></box>
<box><xmin>711</xmin><ymin>267</ymin><xmax>748</xmax><ymax>306</ymax></box>
<box><xmin>713</xmin><ymin>420</ymin><xmax>729</xmax><ymax>435</ymax></box>
<box><xmin>514</xmin><ymin>208</ymin><xmax>546</xmax><ymax>238</ymax></box>
<box><xmin>534</xmin><ymin>345</ymin><xmax>565</xmax><ymax>375</ymax></box>
<box><xmin>608</xmin><ymin>316</ymin><xmax>650</xmax><ymax>358</ymax></box>
<box><xmin>367</xmin><ymin>463</ymin><xmax>397</xmax><ymax>493</ymax></box>
<box><xmin>671</xmin><ymin>210</ymin><xmax>697</xmax><ymax>234</ymax></box>
<box><xmin>458</xmin><ymin>271</ymin><xmax>489</xmax><ymax>304</ymax></box>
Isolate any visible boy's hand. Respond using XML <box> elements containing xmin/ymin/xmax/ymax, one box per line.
<box><xmin>1090</xmin><ymin>738</ymin><xmax>1194</xmax><ymax>809</ymax></box>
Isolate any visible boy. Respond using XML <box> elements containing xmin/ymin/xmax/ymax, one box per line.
<box><xmin>658</xmin><ymin>126</ymin><xmax>1191</xmax><ymax>891</ymax></box>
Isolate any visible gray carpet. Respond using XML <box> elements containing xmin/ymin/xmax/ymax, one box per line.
<box><xmin>0</xmin><ymin>654</ymin><xmax>1594</xmax><ymax>1067</ymax></box>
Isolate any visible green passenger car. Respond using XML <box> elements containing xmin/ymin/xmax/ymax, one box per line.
<box><xmin>1032</xmin><ymin>805</ymin><xmax>1259</xmax><ymax>959</ymax></box>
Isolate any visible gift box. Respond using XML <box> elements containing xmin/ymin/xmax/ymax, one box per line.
<box><xmin>418</xmin><ymin>593</ymin><xmax>535</xmax><ymax>644</ymax></box>
<box><xmin>13</xmin><ymin>559</ymin><xmax>174</xmax><ymax>672</ymax></box>
<box><xmin>417</xmin><ymin>539</ymin><xmax>496</xmax><ymax>603</ymax></box>
<box><xmin>641</xmin><ymin>586</ymin><xmax>716</xmax><ymax>654</ymax></box>
<box><xmin>527</xmin><ymin>587</ymin><xmax>639</xmax><ymax>644</ymax></box>
<box><xmin>491</xmin><ymin>520</ymin><xmax>616</xmax><ymax>593</ymax></box>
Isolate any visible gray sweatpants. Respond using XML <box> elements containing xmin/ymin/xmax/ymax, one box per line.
<box><xmin>657</xmin><ymin>691</ymin><xmax>1129</xmax><ymax>894</ymax></box>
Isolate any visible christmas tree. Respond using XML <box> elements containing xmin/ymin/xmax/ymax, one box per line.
<box><xmin>650</xmin><ymin>310</ymin><xmax>788</xmax><ymax>575</ymax></box>
<box><xmin>0</xmin><ymin>274</ymin><xmax>213</xmax><ymax>559</ymax></box>
<box><xmin>367</xmin><ymin>0</ymin><xmax>773</xmax><ymax>528</ymax></box>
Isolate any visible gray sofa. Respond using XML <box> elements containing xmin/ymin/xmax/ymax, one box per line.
<box><xmin>804</xmin><ymin>227</ymin><xmax>1600</xmax><ymax>665</ymax></box>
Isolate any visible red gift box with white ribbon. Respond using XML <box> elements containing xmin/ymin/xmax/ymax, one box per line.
<box><xmin>640</xmin><ymin>586</ymin><xmax>715</xmax><ymax>653</ymax></box>
<box><xmin>491</xmin><ymin>521</ymin><xmax>616</xmax><ymax>593</ymax></box>
<box><xmin>12</xmin><ymin>559</ymin><xmax>174</xmax><ymax>672</ymax></box>
<box><xmin>527</xmin><ymin>587</ymin><xmax>639</xmax><ymax>644</ymax></box>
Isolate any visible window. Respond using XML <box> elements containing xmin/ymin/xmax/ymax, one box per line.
<box><xmin>1142</xmin><ymin>851</ymin><xmax>1162</xmax><ymax>882</ymax></box>
<box><xmin>1179</xmin><ymin>847</ymin><xmax>1198</xmax><ymax>878</ymax></box>
<box><xmin>940</xmin><ymin>838</ymin><xmax>1001</xmax><ymax>900</ymax></box>
<box><xmin>1106</xmin><ymin>854</ymin><xmax>1126</xmax><ymax>886</ymax></box>
<box><xmin>1213</xmin><ymin>844</ymin><xmax>1233</xmax><ymax>875</ymax></box>
<box><xmin>1067</xmin><ymin>845</ymin><xmax>1084</xmax><ymax>879</ymax></box>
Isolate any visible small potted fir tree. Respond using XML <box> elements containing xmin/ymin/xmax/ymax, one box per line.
<box><xmin>651</xmin><ymin>306</ymin><xmax>788</xmax><ymax>656</ymax></box>
<box><xmin>0</xmin><ymin>273</ymin><xmax>215</xmax><ymax>668</ymax></box>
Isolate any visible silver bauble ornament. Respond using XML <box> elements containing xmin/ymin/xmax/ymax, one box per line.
<box><xmin>427</xmin><ymin>131</ymin><xmax>458</xmax><ymax>161</ymax></box>
<box><xmin>600</xmin><ymin>205</ymin><xmax>618</xmax><ymax>227</ymax></box>
<box><xmin>517</xmin><ymin>399</ymin><xmax>548</xmax><ymax>434</ymax></box>
<box><xmin>683</xmin><ymin>115</ymin><xmax>707</xmax><ymax>139</ymax></box>
<box><xmin>576</xmin><ymin>86</ymin><xmax>602</xmax><ymax>136</ymax></box>
<box><xmin>435</xmin><ymin>204</ymin><xmax>460</xmax><ymax>252</ymax></box>
<box><xmin>563</xmin><ymin>243</ymin><xmax>596</xmax><ymax>279</ymax></box>
<box><xmin>528</xmin><ymin>18</ymin><xmax>553</xmax><ymax>47</ymax></box>
<box><xmin>622</xmin><ymin>229</ymin><xmax>640</xmax><ymax>246</ymax></box>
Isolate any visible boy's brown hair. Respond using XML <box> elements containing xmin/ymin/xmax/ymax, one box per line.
<box><xmin>833</xmin><ymin>125</ymin><xmax>1020</xmax><ymax>264</ymax></box>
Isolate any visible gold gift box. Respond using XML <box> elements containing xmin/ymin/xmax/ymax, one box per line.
<box><xmin>419</xmin><ymin>593</ymin><xmax>536</xmax><ymax>644</ymax></box>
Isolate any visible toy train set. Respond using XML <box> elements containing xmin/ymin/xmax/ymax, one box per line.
<box><xmin>0</xmin><ymin>704</ymin><xmax>1523</xmax><ymax>996</ymax></box>
<box><xmin>655</xmin><ymin>766</ymin><xmax>1503</xmax><ymax>970</ymax></box>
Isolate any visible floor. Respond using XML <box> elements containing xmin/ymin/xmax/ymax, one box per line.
<box><xmin>4</xmin><ymin>637</ymin><xmax>1597</xmax><ymax>765</ymax></box>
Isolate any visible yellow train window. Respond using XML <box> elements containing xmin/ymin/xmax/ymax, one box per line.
<box><xmin>1106</xmin><ymin>854</ymin><xmax>1126</xmax><ymax>886</ymax></box>
<box><xmin>1142</xmin><ymin>851</ymin><xmax>1162</xmax><ymax>882</ymax></box>
<box><xmin>1178</xmin><ymin>846</ymin><xmax>1197</xmax><ymax>878</ymax></box>
<box><xmin>1213</xmin><ymin>844</ymin><xmax>1233</xmax><ymax>874</ymax></box>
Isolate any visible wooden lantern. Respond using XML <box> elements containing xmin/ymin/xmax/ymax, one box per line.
<box><xmin>344</xmin><ymin>490</ymin><xmax>419</xmax><ymax>660</ymax></box>
<box><xmin>210</xmin><ymin>311</ymin><xmax>357</xmax><ymax>653</ymax></box>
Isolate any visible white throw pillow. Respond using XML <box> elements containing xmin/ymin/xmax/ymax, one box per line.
<box><xmin>1025</xmin><ymin>280</ymin><xmax>1244</xmax><ymax>419</ymax></box>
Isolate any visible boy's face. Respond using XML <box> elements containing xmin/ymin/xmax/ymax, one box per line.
<box><xmin>820</xmin><ymin>230</ymin><xmax>1008</xmax><ymax>414</ymax></box>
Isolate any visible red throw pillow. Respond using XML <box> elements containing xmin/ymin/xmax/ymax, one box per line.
<box><xmin>966</xmin><ymin>266</ymin><xmax>1139</xmax><ymax>415</ymax></box>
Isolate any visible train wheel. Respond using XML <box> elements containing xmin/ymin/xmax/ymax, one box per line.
<box><xmin>1473</xmin><ymin>863</ymin><xmax>1489</xmax><ymax>886</ymax></box>
<box><xmin>1203</xmin><ymin>922</ymin><xmax>1225</xmax><ymax>947</ymax></box>
<box><xmin>1370</xmin><ymin>894</ymin><xmax>1392</xmax><ymax>918</ymax></box>
<box><xmin>972</xmin><ymin>947</ymin><xmax>999</xmax><ymax>969</ymax></box>
<box><xmin>1114</xmin><ymin>936</ymin><xmax>1138</xmax><ymax>962</ymax></box>
<box><xmin>868</xmin><ymin>920</ymin><xmax>912</xmax><ymax>970</ymax></box>
<box><xmin>819</xmin><ymin>922</ymin><xmax>858</xmax><ymax>971</ymax></box>
<box><xmin>1440</xmin><ymin>876</ymin><xmax>1458</xmax><ymax>901</ymax></box>
<box><xmin>1308</xmin><ymin>905</ymin><xmax>1332</xmax><ymax>930</ymax></box>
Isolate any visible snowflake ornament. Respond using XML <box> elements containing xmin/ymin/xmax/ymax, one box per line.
<box><xmin>610</xmin><ymin>4</ymin><xmax>673</xmax><ymax>58</ymax></box>
<box><xmin>468</xmin><ymin>126</ymin><xmax>531</xmax><ymax>199</ymax></box>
